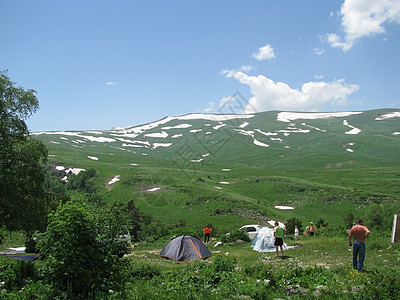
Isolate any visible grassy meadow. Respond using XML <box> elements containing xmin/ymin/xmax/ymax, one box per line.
<box><xmin>2</xmin><ymin>110</ymin><xmax>399</xmax><ymax>298</ymax></box>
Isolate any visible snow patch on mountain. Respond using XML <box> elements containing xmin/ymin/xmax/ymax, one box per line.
<box><xmin>375</xmin><ymin>112</ymin><xmax>400</xmax><ymax>120</ymax></box>
<box><xmin>277</xmin><ymin>111</ymin><xmax>362</xmax><ymax>122</ymax></box>
<box><xmin>114</xmin><ymin>113</ymin><xmax>255</xmax><ymax>135</ymax></box>
<box><xmin>144</xmin><ymin>131</ymin><xmax>168</xmax><ymax>138</ymax></box>
<box><xmin>253</xmin><ymin>139</ymin><xmax>269</xmax><ymax>148</ymax></box>
<box><xmin>108</xmin><ymin>175</ymin><xmax>121</xmax><ymax>185</ymax></box>
<box><xmin>343</xmin><ymin>120</ymin><xmax>361</xmax><ymax>135</ymax></box>
<box><xmin>153</xmin><ymin>143</ymin><xmax>172</xmax><ymax>149</ymax></box>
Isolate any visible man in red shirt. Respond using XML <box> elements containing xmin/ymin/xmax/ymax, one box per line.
<box><xmin>348</xmin><ymin>218</ymin><xmax>371</xmax><ymax>272</ymax></box>
<box><xmin>203</xmin><ymin>225</ymin><xmax>212</xmax><ymax>243</ymax></box>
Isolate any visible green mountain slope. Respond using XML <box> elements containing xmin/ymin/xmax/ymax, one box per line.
<box><xmin>32</xmin><ymin>109</ymin><xmax>400</xmax><ymax>231</ymax></box>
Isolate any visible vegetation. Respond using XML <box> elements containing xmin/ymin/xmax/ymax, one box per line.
<box><xmin>0</xmin><ymin>73</ymin><xmax>399</xmax><ymax>298</ymax></box>
<box><xmin>0</xmin><ymin>71</ymin><xmax>49</xmax><ymax>236</ymax></box>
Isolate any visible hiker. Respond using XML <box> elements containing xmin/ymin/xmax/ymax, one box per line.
<box><xmin>274</xmin><ymin>221</ymin><xmax>286</xmax><ymax>257</ymax></box>
<box><xmin>309</xmin><ymin>222</ymin><xmax>316</xmax><ymax>236</ymax></box>
<box><xmin>203</xmin><ymin>225</ymin><xmax>212</xmax><ymax>243</ymax></box>
<box><xmin>294</xmin><ymin>225</ymin><xmax>299</xmax><ymax>238</ymax></box>
<box><xmin>349</xmin><ymin>218</ymin><xmax>371</xmax><ymax>272</ymax></box>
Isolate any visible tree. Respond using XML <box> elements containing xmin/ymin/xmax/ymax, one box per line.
<box><xmin>285</xmin><ymin>217</ymin><xmax>303</xmax><ymax>235</ymax></box>
<box><xmin>343</xmin><ymin>213</ymin><xmax>355</xmax><ymax>229</ymax></box>
<box><xmin>39</xmin><ymin>199</ymin><xmax>127</xmax><ymax>298</ymax></box>
<box><xmin>0</xmin><ymin>70</ymin><xmax>49</xmax><ymax>234</ymax></box>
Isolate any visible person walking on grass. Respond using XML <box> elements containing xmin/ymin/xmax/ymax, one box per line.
<box><xmin>274</xmin><ymin>221</ymin><xmax>286</xmax><ymax>257</ymax></box>
<box><xmin>349</xmin><ymin>218</ymin><xmax>371</xmax><ymax>272</ymax></box>
<box><xmin>203</xmin><ymin>225</ymin><xmax>212</xmax><ymax>243</ymax></box>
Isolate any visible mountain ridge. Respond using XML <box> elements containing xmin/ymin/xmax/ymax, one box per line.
<box><xmin>32</xmin><ymin>108</ymin><xmax>400</xmax><ymax>170</ymax></box>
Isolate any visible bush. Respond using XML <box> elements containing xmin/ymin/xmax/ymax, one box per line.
<box><xmin>0</xmin><ymin>258</ymin><xmax>37</xmax><ymax>291</ymax></box>
<box><xmin>38</xmin><ymin>199</ymin><xmax>124</xmax><ymax>298</ymax></box>
<box><xmin>316</xmin><ymin>225</ymin><xmax>347</xmax><ymax>237</ymax></box>
<box><xmin>285</xmin><ymin>217</ymin><xmax>303</xmax><ymax>235</ymax></box>
<box><xmin>359</xmin><ymin>266</ymin><xmax>400</xmax><ymax>299</ymax></box>
<box><xmin>170</xmin><ymin>227</ymin><xmax>199</xmax><ymax>239</ymax></box>
<box><xmin>212</xmin><ymin>255</ymin><xmax>237</xmax><ymax>273</ymax></box>
<box><xmin>221</xmin><ymin>229</ymin><xmax>250</xmax><ymax>243</ymax></box>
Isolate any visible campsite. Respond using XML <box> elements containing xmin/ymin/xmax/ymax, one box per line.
<box><xmin>2</xmin><ymin>1</ymin><xmax>400</xmax><ymax>297</ymax></box>
<box><xmin>1</xmin><ymin>92</ymin><xmax>400</xmax><ymax>298</ymax></box>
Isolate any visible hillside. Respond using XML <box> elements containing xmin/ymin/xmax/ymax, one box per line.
<box><xmin>32</xmin><ymin>109</ymin><xmax>400</xmax><ymax>231</ymax></box>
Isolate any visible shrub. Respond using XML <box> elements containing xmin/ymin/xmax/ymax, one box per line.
<box><xmin>285</xmin><ymin>217</ymin><xmax>303</xmax><ymax>235</ymax></box>
<box><xmin>221</xmin><ymin>229</ymin><xmax>250</xmax><ymax>243</ymax></box>
<box><xmin>359</xmin><ymin>266</ymin><xmax>400</xmax><ymax>299</ymax></box>
<box><xmin>212</xmin><ymin>255</ymin><xmax>237</xmax><ymax>273</ymax></box>
<box><xmin>170</xmin><ymin>227</ymin><xmax>199</xmax><ymax>239</ymax></box>
<box><xmin>38</xmin><ymin>199</ymin><xmax>124</xmax><ymax>298</ymax></box>
<box><xmin>0</xmin><ymin>258</ymin><xmax>36</xmax><ymax>291</ymax></box>
<box><xmin>317</xmin><ymin>225</ymin><xmax>347</xmax><ymax>237</ymax></box>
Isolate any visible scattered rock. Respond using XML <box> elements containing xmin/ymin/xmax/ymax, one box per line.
<box><xmin>214</xmin><ymin>241</ymin><xmax>223</xmax><ymax>247</ymax></box>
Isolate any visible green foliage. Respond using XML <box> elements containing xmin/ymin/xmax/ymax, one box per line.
<box><xmin>123</xmin><ymin>261</ymin><xmax>162</xmax><ymax>280</ymax></box>
<box><xmin>0</xmin><ymin>258</ymin><xmax>36</xmax><ymax>291</ymax></box>
<box><xmin>38</xmin><ymin>199</ymin><xmax>125</xmax><ymax>298</ymax></box>
<box><xmin>170</xmin><ymin>227</ymin><xmax>198</xmax><ymax>239</ymax></box>
<box><xmin>365</xmin><ymin>202</ymin><xmax>398</xmax><ymax>231</ymax></box>
<box><xmin>316</xmin><ymin>224</ymin><xmax>347</xmax><ymax>237</ymax></box>
<box><xmin>0</xmin><ymin>71</ymin><xmax>49</xmax><ymax>234</ymax></box>
<box><xmin>119</xmin><ymin>252</ymin><xmax>400</xmax><ymax>300</ymax></box>
<box><xmin>221</xmin><ymin>229</ymin><xmax>251</xmax><ymax>243</ymax></box>
<box><xmin>212</xmin><ymin>255</ymin><xmax>237</xmax><ymax>273</ymax></box>
<box><xmin>316</xmin><ymin>218</ymin><xmax>328</xmax><ymax>228</ymax></box>
<box><xmin>285</xmin><ymin>217</ymin><xmax>303</xmax><ymax>235</ymax></box>
<box><xmin>139</xmin><ymin>219</ymin><xmax>170</xmax><ymax>242</ymax></box>
<box><xmin>344</xmin><ymin>213</ymin><xmax>355</xmax><ymax>229</ymax></box>
<box><xmin>66</xmin><ymin>168</ymin><xmax>97</xmax><ymax>193</ymax></box>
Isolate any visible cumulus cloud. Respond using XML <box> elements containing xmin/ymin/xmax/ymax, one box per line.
<box><xmin>106</xmin><ymin>81</ymin><xmax>119</xmax><ymax>85</ymax></box>
<box><xmin>252</xmin><ymin>44</ymin><xmax>276</xmax><ymax>61</ymax></box>
<box><xmin>328</xmin><ymin>0</ymin><xmax>400</xmax><ymax>51</ymax></box>
<box><xmin>223</xmin><ymin>70</ymin><xmax>359</xmax><ymax>113</ymax></box>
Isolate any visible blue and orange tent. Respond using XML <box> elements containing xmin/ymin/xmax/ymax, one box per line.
<box><xmin>160</xmin><ymin>235</ymin><xmax>212</xmax><ymax>261</ymax></box>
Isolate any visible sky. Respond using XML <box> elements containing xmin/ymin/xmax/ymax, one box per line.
<box><xmin>1</xmin><ymin>0</ymin><xmax>400</xmax><ymax>131</ymax></box>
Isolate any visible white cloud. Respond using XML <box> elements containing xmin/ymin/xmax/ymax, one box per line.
<box><xmin>219</xmin><ymin>96</ymin><xmax>235</xmax><ymax>109</ymax></box>
<box><xmin>203</xmin><ymin>101</ymin><xmax>215</xmax><ymax>112</ymax></box>
<box><xmin>220</xmin><ymin>65</ymin><xmax>252</xmax><ymax>78</ymax></box>
<box><xmin>328</xmin><ymin>0</ymin><xmax>400</xmax><ymax>51</ymax></box>
<box><xmin>106</xmin><ymin>81</ymin><xmax>119</xmax><ymax>85</ymax></box>
<box><xmin>223</xmin><ymin>70</ymin><xmax>359</xmax><ymax>113</ymax></box>
<box><xmin>252</xmin><ymin>44</ymin><xmax>276</xmax><ymax>61</ymax></box>
<box><xmin>313</xmin><ymin>47</ymin><xmax>325</xmax><ymax>55</ymax></box>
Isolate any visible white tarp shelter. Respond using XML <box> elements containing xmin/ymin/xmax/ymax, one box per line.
<box><xmin>251</xmin><ymin>227</ymin><xmax>295</xmax><ymax>253</ymax></box>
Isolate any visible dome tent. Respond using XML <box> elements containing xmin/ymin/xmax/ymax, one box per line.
<box><xmin>160</xmin><ymin>235</ymin><xmax>212</xmax><ymax>261</ymax></box>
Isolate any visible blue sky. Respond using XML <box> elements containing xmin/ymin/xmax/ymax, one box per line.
<box><xmin>1</xmin><ymin>0</ymin><xmax>400</xmax><ymax>131</ymax></box>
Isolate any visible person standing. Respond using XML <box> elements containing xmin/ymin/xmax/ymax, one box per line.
<box><xmin>309</xmin><ymin>222</ymin><xmax>316</xmax><ymax>236</ymax></box>
<box><xmin>294</xmin><ymin>225</ymin><xmax>299</xmax><ymax>238</ymax></box>
<box><xmin>203</xmin><ymin>225</ymin><xmax>212</xmax><ymax>243</ymax></box>
<box><xmin>274</xmin><ymin>221</ymin><xmax>286</xmax><ymax>257</ymax></box>
<box><xmin>349</xmin><ymin>218</ymin><xmax>371</xmax><ymax>272</ymax></box>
